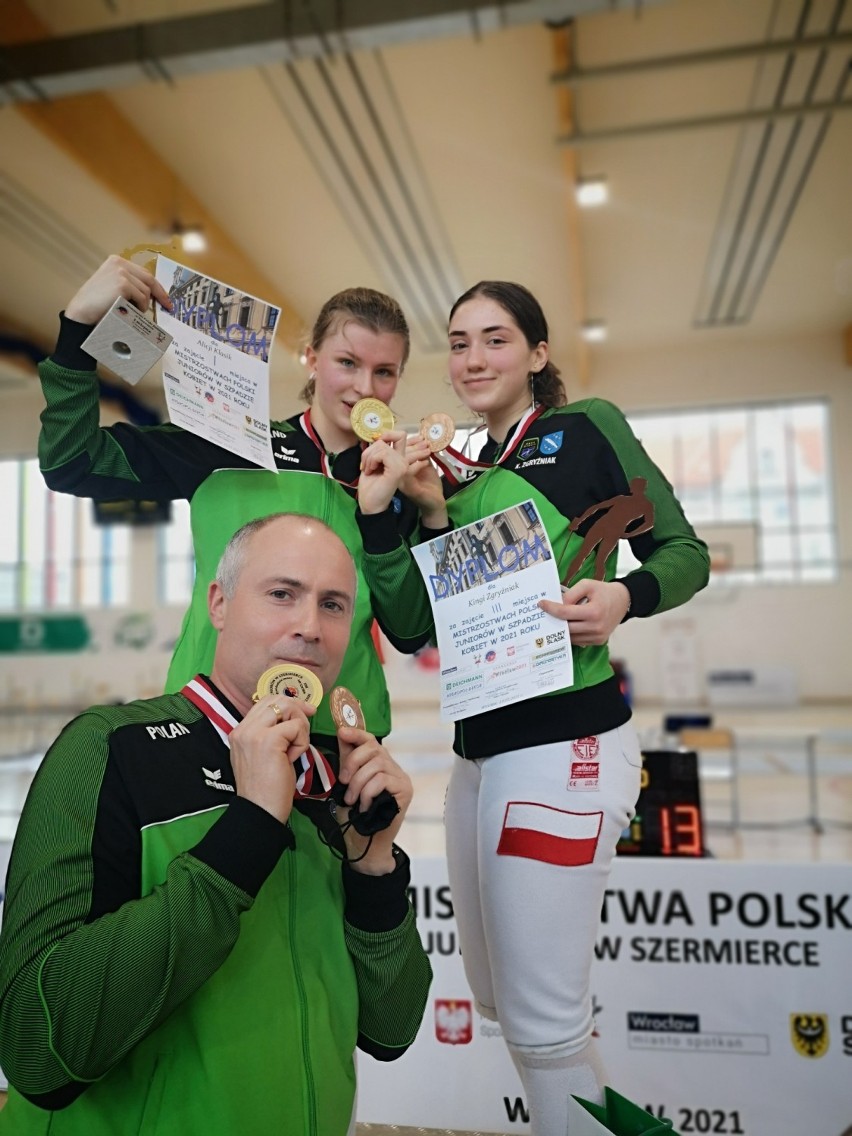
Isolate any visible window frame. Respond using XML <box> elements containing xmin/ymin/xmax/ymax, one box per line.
<box><xmin>0</xmin><ymin>457</ymin><xmax>131</xmax><ymax>611</ymax></box>
<box><xmin>452</xmin><ymin>397</ymin><xmax>838</xmax><ymax>586</ymax></box>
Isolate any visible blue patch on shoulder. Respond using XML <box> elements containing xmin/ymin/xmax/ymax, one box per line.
<box><xmin>540</xmin><ymin>430</ymin><xmax>564</xmax><ymax>455</ymax></box>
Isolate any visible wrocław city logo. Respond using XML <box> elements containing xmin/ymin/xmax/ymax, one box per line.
<box><xmin>627</xmin><ymin>1010</ymin><xmax>769</xmax><ymax>1056</ymax></box>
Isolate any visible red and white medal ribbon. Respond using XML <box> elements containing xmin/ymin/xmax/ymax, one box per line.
<box><xmin>182</xmin><ymin>676</ymin><xmax>336</xmax><ymax>800</ymax></box>
<box><xmin>299</xmin><ymin>407</ymin><xmax>362</xmax><ymax>488</ymax></box>
<box><xmin>432</xmin><ymin>405</ymin><xmax>544</xmax><ymax>486</ymax></box>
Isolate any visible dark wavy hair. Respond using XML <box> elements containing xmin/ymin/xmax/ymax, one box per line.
<box><xmin>299</xmin><ymin>287</ymin><xmax>410</xmax><ymax>403</ymax></box>
<box><xmin>448</xmin><ymin>281</ymin><xmax>566</xmax><ymax>409</ymax></box>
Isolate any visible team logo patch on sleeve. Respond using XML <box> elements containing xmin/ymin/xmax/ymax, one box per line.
<box><xmin>497</xmin><ymin>801</ymin><xmax>602</xmax><ymax>866</ymax></box>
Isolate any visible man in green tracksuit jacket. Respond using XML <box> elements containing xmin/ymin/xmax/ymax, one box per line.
<box><xmin>0</xmin><ymin>513</ymin><xmax>432</xmax><ymax>1136</ymax></box>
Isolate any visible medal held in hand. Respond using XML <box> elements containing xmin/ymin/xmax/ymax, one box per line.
<box><xmin>329</xmin><ymin>686</ymin><xmax>365</xmax><ymax>730</ymax></box>
<box><xmin>350</xmin><ymin>397</ymin><xmax>395</xmax><ymax>441</ymax></box>
<box><xmin>253</xmin><ymin>664</ymin><xmax>323</xmax><ymax>706</ymax></box>
<box><xmin>419</xmin><ymin>411</ymin><xmax>455</xmax><ymax>453</ymax></box>
<box><xmin>327</xmin><ymin>685</ymin><xmax>399</xmax><ymax>836</ymax></box>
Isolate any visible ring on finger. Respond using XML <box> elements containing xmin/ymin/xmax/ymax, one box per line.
<box><xmin>270</xmin><ymin>703</ymin><xmax>283</xmax><ymax>723</ymax></box>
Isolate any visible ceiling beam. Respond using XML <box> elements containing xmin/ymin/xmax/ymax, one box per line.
<box><xmin>553</xmin><ymin>30</ymin><xmax>852</xmax><ymax>85</ymax></box>
<box><xmin>2</xmin><ymin>2</ymin><xmax>305</xmax><ymax>351</ymax></box>
<box><xmin>0</xmin><ymin>1</ymin><xmax>668</xmax><ymax>103</ymax></box>
<box><xmin>560</xmin><ymin>97</ymin><xmax>852</xmax><ymax>145</ymax></box>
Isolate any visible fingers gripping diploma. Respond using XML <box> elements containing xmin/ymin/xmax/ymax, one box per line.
<box><xmin>65</xmin><ymin>254</ymin><xmax>173</xmax><ymax>325</ymax></box>
<box><xmin>335</xmin><ymin>728</ymin><xmax>412</xmax><ymax>874</ymax></box>
<box><xmin>229</xmin><ymin>695</ymin><xmax>315</xmax><ymax>825</ymax></box>
<box><xmin>538</xmin><ymin>579</ymin><xmax>631</xmax><ymax>647</ymax></box>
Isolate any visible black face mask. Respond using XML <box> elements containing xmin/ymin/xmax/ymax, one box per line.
<box><xmin>329</xmin><ymin>782</ymin><xmax>399</xmax><ymax>836</ymax></box>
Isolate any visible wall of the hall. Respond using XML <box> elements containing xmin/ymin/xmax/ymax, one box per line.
<box><xmin>1</xmin><ymin>325</ymin><xmax>849</xmax><ymax>712</ymax></box>
<box><xmin>591</xmin><ymin>328</ymin><xmax>851</xmax><ymax>704</ymax></box>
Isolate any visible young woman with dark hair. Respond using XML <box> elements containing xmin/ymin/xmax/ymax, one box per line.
<box><xmin>356</xmin><ymin>279</ymin><xmax>710</xmax><ymax>1135</ymax></box>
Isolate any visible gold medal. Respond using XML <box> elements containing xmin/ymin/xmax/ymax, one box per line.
<box><xmin>253</xmin><ymin>664</ymin><xmax>323</xmax><ymax>706</ymax></box>
<box><xmin>350</xmin><ymin>397</ymin><xmax>395</xmax><ymax>441</ymax></box>
<box><xmin>329</xmin><ymin>686</ymin><xmax>365</xmax><ymax>730</ymax></box>
<box><xmin>419</xmin><ymin>411</ymin><xmax>455</xmax><ymax>453</ymax></box>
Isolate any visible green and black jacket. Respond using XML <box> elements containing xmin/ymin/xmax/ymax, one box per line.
<box><xmin>358</xmin><ymin>401</ymin><xmax>710</xmax><ymax>759</ymax></box>
<box><xmin>0</xmin><ymin>690</ymin><xmax>432</xmax><ymax>1135</ymax></box>
<box><xmin>37</xmin><ymin>315</ymin><xmax>427</xmax><ymax>741</ymax></box>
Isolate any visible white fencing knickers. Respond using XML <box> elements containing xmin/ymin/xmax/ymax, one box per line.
<box><xmin>444</xmin><ymin>725</ymin><xmax>642</xmax><ymax>1133</ymax></box>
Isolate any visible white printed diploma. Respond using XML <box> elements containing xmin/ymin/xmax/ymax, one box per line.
<box><xmin>411</xmin><ymin>500</ymin><xmax>572</xmax><ymax>721</ymax></box>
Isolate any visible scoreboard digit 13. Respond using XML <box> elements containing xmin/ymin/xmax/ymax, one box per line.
<box><xmin>617</xmin><ymin>750</ymin><xmax>705</xmax><ymax>857</ymax></box>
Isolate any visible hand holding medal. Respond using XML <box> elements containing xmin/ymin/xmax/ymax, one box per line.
<box><xmin>254</xmin><ymin>669</ymin><xmax>398</xmax><ymax>838</ymax></box>
<box><xmin>224</xmin><ymin>666</ymin><xmax>318</xmax><ymax>824</ymax></box>
<box><xmin>248</xmin><ymin>663</ymin><xmax>320</xmax><ymax>769</ymax></box>
<box><xmin>328</xmin><ymin>685</ymin><xmax>400</xmax><ymax>837</ymax></box>
<box><xmin>356</xmin><ymin>419</ymin><xmax>410</xmax><ymax>517</ymax></box>
<box><xmin>382</xmin><ymin>409</ymin><xmax>453</xmax><ymax>529</ymax></box>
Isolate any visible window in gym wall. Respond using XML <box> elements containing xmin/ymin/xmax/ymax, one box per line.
<box><xmin>618</xmin><ymin>399</ymin><xmax>837</xmax><ymax>584</ymax></box>
<box><xmin>158</xmin><ymin>498</ymin><xmax>195</xmax><ymax>605</ymax></box>
<box><xmin>0</xmin><ymin>459</ymin><xmax>130</xmax><ymax>609</ymax></box>
<box><xmin>453</xmin><ymin>400</ymin><xmax>837</xmax><ymax>585</ymax></box>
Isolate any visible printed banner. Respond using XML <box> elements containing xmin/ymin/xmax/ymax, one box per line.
<box><xmin>0</xmin><ymin>616</ymin><xmax>89</xmax><ymax>653</ymax></box>
<box><xmin>357</xmin><ymin>857</ymin><xmax>852</xmax><ymax>1135</ymax></box>
<box><xmin>155</xmin><ymin>256</ymin><xmax>278</xmax><ymax>470</ymax></box>
<box><xmin>410</xmin><ymin>500</ymin><xmax>572</xmax><ymax>720</ymax></box>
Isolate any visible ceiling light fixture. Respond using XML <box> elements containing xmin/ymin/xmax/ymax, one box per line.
<box><xmin>166</xmin><ymin>178</ymin><xmax>207</xmax><ymax>255</ymax></box>
<box><xmin>176</xmin><ymin>225</ymin><xmax>207</xmax><ymax>253</ymax></box>
<box><xmin>580</xmin><ymin>319</ymin><xmax>607</xmax><ymax>342</ymax></box>
<box><xmin>575</xmin><ymin>177</ymin><xmax>608</xmax><ymax>207</ymax></box>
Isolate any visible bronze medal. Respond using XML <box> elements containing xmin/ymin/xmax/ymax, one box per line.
<box><xmin>419</xmin><ymin>411</ymin><xmax>455</xmax><ymax>453</ymax></box>
<box><xmin>329</xmin><ymin>686</ymin><xmax>365</xmax><ymax>730</ymax></box>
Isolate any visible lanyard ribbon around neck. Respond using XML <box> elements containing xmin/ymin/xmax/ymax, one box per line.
<box><xmin>299</xmin><ymin>408</ymin><xmax>363</xmax><ymax>487</ymax></box>
<box><xmin>432</xmin><ymin>405</ymin><xmax>544</xmax><ymax>487</ymax></box>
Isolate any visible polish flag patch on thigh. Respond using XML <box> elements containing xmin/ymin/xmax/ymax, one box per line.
<box><xmin>497</xmin><ymin>802</ymin><xmax>603</xmax><ymax>866</ymax></box>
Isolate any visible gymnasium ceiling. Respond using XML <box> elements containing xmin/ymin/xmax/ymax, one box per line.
<box><xmin>1</xmin><ymin>0</ymin><xmax>851</xmax><ymax>428</ymax></box>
